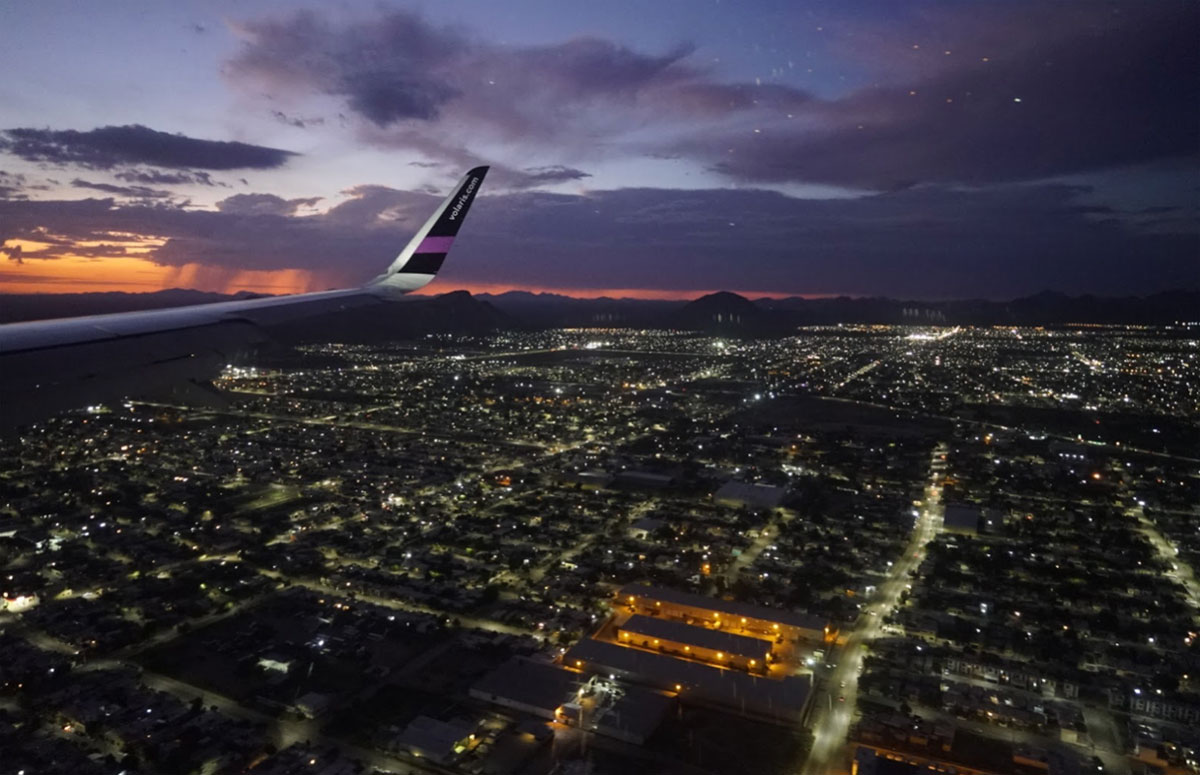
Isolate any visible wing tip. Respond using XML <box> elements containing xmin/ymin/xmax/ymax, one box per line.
<box><xmin>365</xmin><ymin>166</ymin><xmax>489</xmax><ymax>296</ymax></box>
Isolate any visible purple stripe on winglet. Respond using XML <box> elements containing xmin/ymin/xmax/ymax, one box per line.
<box><xmin>416</xmin><ymin>236</ymin><xmax>455</xmax><ymax>253</ymax></box>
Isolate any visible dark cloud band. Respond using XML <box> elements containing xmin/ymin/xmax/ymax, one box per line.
<box><xmin>1</xmin><ymin>181</ymin><xmax>1195</xmax><ymax>299</ymax></box>
<box><xmin>0</xmin><ymin>125</ymin><xmax>296</xmax><ymax>171</ymax></box>
<box><xmin>71</xmin><ymin>179</ymin><xmax>171</xmax><ymax>199</ymax></box>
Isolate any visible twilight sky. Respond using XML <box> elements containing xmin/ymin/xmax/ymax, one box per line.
<box><xmin>0</xmin><ymin>0</ymin><xmax>1196</xmax><ymax>299</ymax></box>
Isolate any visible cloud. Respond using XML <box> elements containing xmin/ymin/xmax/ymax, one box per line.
<box><xmin>453</xmin><ymin>184</ymin><xmax>1199</xmax><ymax>298</ymax></box>
<box><xmin>229</xmin><ymin>11</ymin><xmax>463</xmax><ymax>125</ymax></box>
<box><xmin>1</xmin><ymin>180</ymin><xmax>1195</xmax><ymax>299</ymax></box>
<box><xmin>71</xmin><ymin>178</ymin><xmax>171</xmax><ymax>199</ymax></box>
<box><xmin>225</xmin><ymin>5</ymin><xmax>1196</xmax><ymax>189</ymax></box>
<box><xmin>0</xmin><ymin>170</ymin><xmax>29</xmax><ymax>200</ymax></box>
<box><xmin>270</xmin><ymin>110</ymin><xmax>324</xmax><ymax>129</ymax></box>
<box><xmin>512</xmin><ymin>166</ymin><xmax>591</xmax><ymax>187</ymax></box>
<box><xmin>0</xmin><ymin>124</ymin><xmax>297</xmax><ymax>171</ymax></box>
<box><xmin>215</xmin><ymin>192</ymin><xmax>322</xmax><ymax>216</ymax></box>
<box><xmin>226</xmin><ymin>10</ymin><xmax>811</xmax><ymax>164</ymax></box>
<box><xmin>687</xmin><ymin>5</ymin><xmax>1200</xmax><ymax>188</ymax></box>
<box><xmin>115</xmin><ymin>168</ymin><xmax>223</xmax><ymax>187</ymax></box>
<box><xmin>473</xmin><ymin>165</ymin><xmax>592</xmax><ymax>190</ymax></box>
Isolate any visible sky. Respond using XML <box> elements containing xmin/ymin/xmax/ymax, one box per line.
<box><xmin>0</xmin><ymin>0</ymin><xmax>1196</xmax><ymax>300</ymax></box>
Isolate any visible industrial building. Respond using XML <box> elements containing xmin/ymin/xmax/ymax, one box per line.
<box><xmin>616</xmin><ymin>614</ymin><xmax>773</xmax><ymax>671</ymax></box>
<box><xmin>470</xmin><ymin>656</ymin><xmax>671</xmax><ymax>744</ymax></box>
<box><xmin>617</xmin><ymin>584</ymin><xmax>831</xmax><ymax>643</ymax></box>
<box><xmin>393</xmin><ymin>716</ymin><xmax>476</xmax><ymax>764</ymax></box>
<box><xmin>564</xmin><ymin>638</ymin><xmax>812</xmax><ymax>725</ymax></box>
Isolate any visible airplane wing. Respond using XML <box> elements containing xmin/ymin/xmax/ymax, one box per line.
<box><xmin>0</xmin><ymin>166</ymin><xmax>489</xmax><ymax>431</ymax></box>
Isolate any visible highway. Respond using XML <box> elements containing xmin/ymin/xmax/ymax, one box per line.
<box><xmin>801</xmin><ymin>441</ymin><xmax>946</xmax><ymax>774</ymax></box>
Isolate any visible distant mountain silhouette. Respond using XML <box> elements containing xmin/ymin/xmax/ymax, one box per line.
<box><xmin>2</xmin><ymin>287</ymin><xmax>1195</xmax><ymax>330</ymax></box>
<box><xmin>666</xmin><ymin>291</ymin><xmax>779</xmax><ymax>333</ymax></box>
<box><xmin>275</xmin><ymin>290</ymin><xmax>514</xmax><ymax>344</ymax></box>
<box><xmin>476</xmin><ymin>291</ymin><xmax>683</xmax><ymax>328</ymax></box>
<box><xmin>0</xmin><ymin>288</ymin><xmax>266</xmax><ymax>323</ymax></box>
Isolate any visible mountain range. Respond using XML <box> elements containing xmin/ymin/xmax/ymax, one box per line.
<box><xmin>1</xmin><ymin>287</ymin><xmax>1196</xmax><ymax>337</ymax></box>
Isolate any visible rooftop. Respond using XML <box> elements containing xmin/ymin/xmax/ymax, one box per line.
<box><xmin>565</xmin><ymin>638</ymin><xmax>811</xmax><ymax>721</ymax></box>
<box><xmin>714</xmin><ymin>480</ymin><xmax>787</xmax><ymax>508</ymax></box>
<box><xmin>620</xmin><ymin>584</ymin><xmax>827</xmax><ymax>633</ymax></box>
<box><xmin>471</xmin><ymin>656</ymin><xmax>579</xmax><ymax>714</ymax></box>
<box><xmin>619</xmin><ymin>614</ymin><xmax>773</xmax><ymax>660</ymax></box>
<box><xmin>471</xmin><ymin>656</ymin><xmax>671</xmax><ymax>743</ymax></box>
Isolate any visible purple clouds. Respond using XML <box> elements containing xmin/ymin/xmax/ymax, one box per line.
<box><xmin>225</xmin><ymin>5</ymin><xmax>1197</xmax><ymax>190</ymax></box>
<box><xmin>0</xmin><ymin>125</ymin><xmax>295</xmax><ymax>171</ymax></box>
<box><xmin>0</xmin><ymin>1</ymin><xmax>1195</xmax><ymax>299</ymax></box>
<box><xmin>226</xmin><ymin>9</ymin><xmax>814</xmax><ymax>171</ymax></box>
<box><xmin>2</xmin><ymin>180</ymin><xmax>1194</xmax><ymax>298</ymax></box>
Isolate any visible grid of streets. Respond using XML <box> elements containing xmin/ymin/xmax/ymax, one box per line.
<box><xmin>1</xmin><ymin>324</ymin><xmax>1197</xmax><ymax>775</ymax></box>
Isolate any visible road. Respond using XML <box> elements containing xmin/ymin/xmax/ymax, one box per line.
<box><xmin>1081</xmin><ymin>704</ymin><xmax>1132</xmax><ymax>775</ymax></box>
<box><xmin>724</xmin><ymin>511</ymin><xmax>785</xmax><ymax>584</ymax></box>
<box><xmin>833</xmin><ymin>360</ymin><xmax>881</xmax><ymax>392</ymax></box>
<box><xmin>1129</xmin><ymin>504</ymin><xmax>1200</xmax><ymax>610</ymax></box>
<box><xmin>801</xmin><ymin>441</ymin><xmax>947</xmax><ymax>774</ymax></box>
<box><xmin>258</xmin><ymin>570</ymin><xmax>534</xmax><ymax>637</ymax></box>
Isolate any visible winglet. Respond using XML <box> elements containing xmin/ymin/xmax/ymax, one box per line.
<box><xmin>367</xmin><ymin>166</ymin><xmax>489</xmax><ymax>297</ymax></box>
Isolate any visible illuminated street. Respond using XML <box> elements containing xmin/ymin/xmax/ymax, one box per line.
<box><xmin>801</xmin><ymin>442</ymin><xmax>946</xmax><ymax>774</ymax></box>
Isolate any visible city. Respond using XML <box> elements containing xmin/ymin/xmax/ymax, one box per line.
<box><xmin>2</xmin><ymin>323</ymin><xmax>1196</xmax><ymax>774</ymax></box>
<box><xmin>2</xmin><ymin>1</ymin><xmax>1197</xmax><ymax>773</ymax></box>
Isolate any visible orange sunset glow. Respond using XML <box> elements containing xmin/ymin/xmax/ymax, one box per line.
<box><xmin>0</xmin><ymin>237</ymin><xmax>328</xmax><ymax>296</ymax></box>
<box><xmin>0</xmin><ymin>256</ymin><xmax>324</xmax><ymax>295</ymax></box>
<box><xmin>1</xmin><ymin>237</ymin><xmax>832</xmax><ymax>300</ymax></box>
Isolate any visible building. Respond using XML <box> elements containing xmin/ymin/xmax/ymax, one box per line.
<box><xmin>627</xmin><ymin>517</ymin><xmax>665</xmax><ymax>540</ymax></box>
<box><xmin>615</xmin><ymin>470</ymin><xmax>676</xmax><ymax>490</ymax></box>
<box><xmin>852</xmin><ymin>746</ymin><xmax>1004</xmax><ymax>775</ymax></box>
<box><xmin>394</xmin><ymin>716</ymin><xmax>476</xmax><ymax>764</ymax></box>
<box><xmin>714</xmin><ymin>480</ymin><xmax>787</xmax><ymax>510</ymax></box>
<box><xmin>617</xmin><ymin>584</ymin><xmax>830</xmax><ymax>643</ymax></box>
<box><xmin>293</xmin><ymin>691</ymin><xmax>333</xmax><ymax>719</ymax></box>
<box><xmin>557</xmin><ymin>471</ymin><xmax>613</xmax><ymax>491</ymax></box>
<box><xmin>470</xmin><ymin>657</ymin><xmax>670</xmax><ymax>744</ymax></box>
<box><xmin>617</xmin><ymin>614</ymin><xmax>773</xmax><ymax>671</ymax></box>
<box><xmin>942</xmin><ymin>504</ymin><xmax>982</xmax><ymax>535</ymax></box>
<box><xmin>564</xmin><ymin>638</ymin><xmax>811</xmax><ymax>725</ymax></box>
<box><xmin>471</xmin><ymin>657</ymin><xmax>580</xmax><ymax>721</ymax></box>
<box><xmin>1109</xmin><ymin>687</ymin><xmax>1200</xmax><ymax>724</ymax></box>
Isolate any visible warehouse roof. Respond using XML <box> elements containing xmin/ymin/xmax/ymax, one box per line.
<box><xmin>565</xmin><ymin>639</ymin><xmax>810</xmax><ymax>722</ymax></box>
<box><xmin>620</xmin><ymin>584</ymin><xmax>827</xmax><ymax>634</ymax></box>
<box><xmin>619</xmin><ymin>615</ymin><xmax>772</xmax><ymax>660</ymax></box>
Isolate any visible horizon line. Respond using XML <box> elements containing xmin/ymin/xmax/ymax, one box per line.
<box><xmin>0</xmin><ymin>282</ymin><xmax>846</xmax><ymax>302</ymax></box>
<box><xmin>1</xmin><ymin>283</ymin><xmax>1195</xmax><ymax>303</ymax></box>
